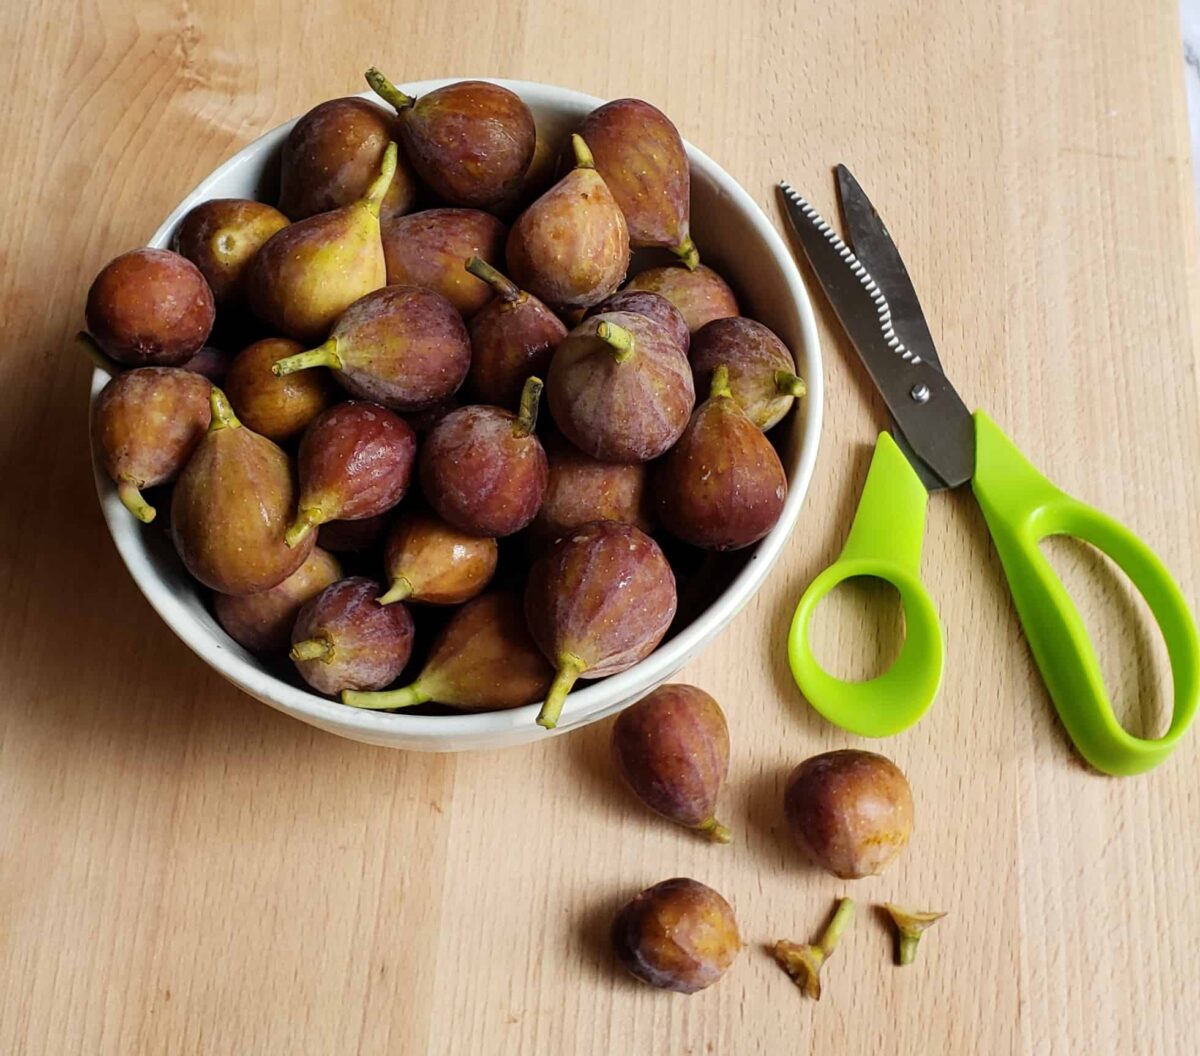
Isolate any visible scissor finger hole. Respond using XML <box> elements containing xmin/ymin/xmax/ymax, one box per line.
<box><xmin>808</xmin><ymin>575</ymin><xmax>906</xmax><ymax>682</ymax></box>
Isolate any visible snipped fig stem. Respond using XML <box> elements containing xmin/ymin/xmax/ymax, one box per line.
<box><xmin>208</xmin><ymin>387</ymin><xmax>241</xmax><ymax>432</ymax></box>
<box><xmin>537</xmin><ymin>653</ymin><xmax>587</xmax><ymax>729</ymax></box>
<box><xmin>513</xmin><ymin>376</ymin><xmax>543</xmax><ymax>438</ymax></box>
<box><xmin>570</xmin><ymin>133</ymin><xmax>595</xmax><ymax>169</ymax></box>
<box><xmin>365</xmin><ymin>68</ymin><xmax>415</xmax><ymax>112</ymax></box>
<box><xmin>291</xmin><ymin>637</ymin><xmax>333</xmax><ymax>663</ymax></box>
<box><xmin>272</xmin><ymin>341</ymin><xmax>343</xmax><ymax>377</ymax></box>
<box><xmin>117</xmin><ymin>479</ymin><xmax>156</xmax><ymax>523</ymax></box>
<box><xmin>884</xmin><ymin>904</ymin><xmax>946</xmax><ymax>966</ymax></box>
<box><xmin>775</xmin><ymin>370</ymin><xmax>807</xmax><ymax>398</ymax></box>
<box><xmin>77</xmin><ymin>331</ymin><xmax>118</xmax><ymax>376</ymax></box>
<box><xmin>363</xmin><ymin>142</ymin><xmax>398</xmax><ymax>219</ymax></box>
<box><xmin>465</xmin><ymin>256</ymin><xmax>521</xmax><ymax>303</ymax></box>
<box><xmin>709</xmin><ymin>364</ymin><xmax>733</xmax><ymax>401</ymax></box>
<box><xmin>696</xmin><ymin>815</ymin><xmax>732</xmax><ymax>844</ymax></box>
<box><xmin>672</xmin><ymin>234</ymin><xmax>700</xmax><ymax>271</ymax></box>
<box><xmin>285</xmin><ymin>508</ymin><xmax>321</xmax><ymax>549</ymax></box>
<box><xmin>342</xmin><ymin>683</ymin><xmax>431</xmax><ymax>710</ymax></box>
<box><xmin>773</xmin><ymin>897</ymin><xmax>855</xmax><ymax>1000</ymax></box>
<box><xmin>377</xmin><ymin>577</ymin><xmax>413</xmax><ymax>605</ymax></box>
<box><xmin>596</xmin><ymin>321</ymin><xmax>635</xmax><ymax>364</ymax></box>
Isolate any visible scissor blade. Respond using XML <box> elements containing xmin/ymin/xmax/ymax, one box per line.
<box><xmin>778</xmin><ymin>181</ymin><xmax>975</xmax><ymax>490</ymax></box>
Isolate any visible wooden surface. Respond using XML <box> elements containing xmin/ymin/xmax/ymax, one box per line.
<box><xmin>2</xmin><ymin>2</ymin><xmax>1198</xmax><ymax>1053</ymax></box>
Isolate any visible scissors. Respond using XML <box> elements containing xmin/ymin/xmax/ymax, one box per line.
<box><xmin>778</xmin><ymin>167</ymin><xmax>1198</xmax><ymax>776</ymax></box>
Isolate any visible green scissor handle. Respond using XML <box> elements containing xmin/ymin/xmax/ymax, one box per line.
<box><xmin>788</xmin><ymin>431</ymin><xmax>945</xmax><ymax>737</ymax></box>
<box><xmin>971</xmin><ymin>411</ymin><xmax>1199</xmax><ymax>775</ymax></box>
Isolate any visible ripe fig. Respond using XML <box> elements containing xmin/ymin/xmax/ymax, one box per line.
<box><xmin>689</xmin><ymin>317</ymin><xmax>805</xmax><ymax>431</ymax></box>
<box><xmin>624</xmin><ymin>264</ymin><xmax>738</xmax><ymax>334</ymax></box>
<box><xmin>174</xmin><ymin>199</ymin><xmax>289</xmax><ymax>307</ymax></box>
<box><xmin>224</xmin><ymin>337</ymin><xmax>334</xmax><ymax>442</ymax></box>
<box><xmin>379</xmin><ymin>509</ymin><xmax>498</xmax><ymax>605</ymax></box>
<box><xmin>584</xmin><ymin>289</ymin><xmax>689</xmax><ymax>355</ymax></box>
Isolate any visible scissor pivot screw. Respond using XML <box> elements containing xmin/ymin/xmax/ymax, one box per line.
<box><xmin>910</xmin><ymin>383</ymin><xmax>931</xmax><ymax>403</ymax></box>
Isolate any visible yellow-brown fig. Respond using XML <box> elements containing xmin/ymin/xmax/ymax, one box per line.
<box><xmin>224</xmin><ymin>337</ymin><xmax>335</xmax><ymax>442</ymax></box>
<box><xmin>174</xmin><ymin>199</ymin><xmax>289</xmax><ymax>307</ymax></box>
<box><xmin>379</xmin><ymin>510</ymin><xmax>498</xmax><ymax>606</ymax></box>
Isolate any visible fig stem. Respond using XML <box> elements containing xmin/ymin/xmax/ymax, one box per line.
<box><xmin>362</xmin><ymin>142</ymin><xmax>398</xmax><ymax>220</ymax></box>
<box><xmin>537</xmin><ymin>653</ymin><xmax>587</xmax><ymax>729</ymax></box>
<box><xmin>290</xmin><ymin>637</ymin><xmax>333</xmax><ymax>663</ymax></box>
<box><xmin>672</xmin><ymin>234</ymin><xmax>700</xmax><ymax>271</ymax></box>
<box><xmin>596</xmin><ymin>321</ymin><xmax>635</xmax><ymax>364</ymax></box>
<box><xmin>465</xmin><ymin>256</ymin><xmax>521</xmax><ymax>302</ymax></box>
<box><xmin>377</xmin><ymin>577</ymin><xmax>414</xmax><ymax>605</ymax></box>
<box><xmin>342</xmin><ymin>683</ymin><xmax>431</xmax><ymax>710</ymax></box>
<box><xmin>117</xmin><ymin>479</ymin><xmax>156</xmax><ymax>523</ymax></box>
<box><xmin>208</xmin><ymin>387</ymin><xmax>241</xmax><ymax>432</ymax></box>
<box><xmin>285</xmin><ymin>508</ymin><xmax>320</xmax><ymax>549</ymax></box>
<box><xmin>883</xmin><ymin>904</ymin><xmax>946</xmax><ymax>966</ymax></box>
<box><xmin>513</xmin><ymin>376</ymin><xmax>543</xmax><ymax>438</ymax></box>
<box><xmin>775</xmin><ymin>370</ymin><xmax>807</xmax><ymax>398</ymax></box>
<box><xmin>272</xmin><ymin>341</ymin><xmax>343</xmax><ymax>376</ymax></box>
<box><xmin>77</xmin><ymin>331</ymin><xmax>118</xmax><ymax>376</ymax></box>
<box><xmin>709</xmin><ymin>364</ymin><xmax>733</xmax><ymax>401</ymax></box>
<box><xmin>772</xmin><ymin>897</ymin><xmax>855</xmax><ymax>1000</ymax></box>
<box><xmin>365</xmin><ymin>68</ymin><xmax>415</xmax><ymax>112</ymax></box>
<box><xmin>570</xmin><ymin>133</ymin><xmax>595</xmax><ymax>169</ymax></box>
<box><xmin>696</xmin><ymin>816</ymin><xmax>733</xmax><ymax>844</ymax></box>
<box><xmin>819</xmin><ymin>897</ymin><xmax>855</xmax><ymax>955</ymax></box>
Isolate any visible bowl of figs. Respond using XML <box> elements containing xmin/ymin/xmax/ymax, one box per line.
<box><xmin>85</xmin><ymin>73</ymin><xmax>822</xmax><ymax>751</ymax></box>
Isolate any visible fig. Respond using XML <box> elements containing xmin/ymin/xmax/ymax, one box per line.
<box><xmin>525</xmin><ymin>521</ymin><xmax>676</xmax><ymax>729</ymax></box>
<box><xmin>174</xmin><ymin>199</ymin><xmax>289</xmax><ymax>307</ymax></box>
<box><xmin>773</xmin><ymin>897</ymin><xmax>855</xmax><ymax>1001</ymax></box>
<box><xmin>611</xmin><ymin>878</ymin><xmax>741</xmax><ymax>994</ymax></box>
<box><xmin>379</xmin><ymin>509</ymin><xmax>498</xmax><ymax>605</ymax></box>
<box><xmin>290</xmin><ymin>577</ymin><xmax>414</xmax><ymax>696</ymax></box>
<box><xmin>224</xmin><ymin>337</ymin><xmax>334</xmax><ymax>442</ymax></box>
<box><xmin>783</xmin><ymin>750</ymin><xmax>914</xmax><ymax>879</ymax></box>
<box><xmin>547</xmin><ymin>311</ymin><xmax>693</xmax><ymax>463</ymax></box>
<box><xmin>884</xmin><ymin>904</ymin><xmax>947</xmax><ymax>967</ymax></box>
<box><xmin>689</xmin><ymin>317</ymin><xmax>805</xmax><ymax>431</ymax></box>
<box><xmin>419</xmin><ymin>376</ymin><xmax>548</xmax><ymax>537</ymax></box>
<box><xmin>612</xmin><ymin>685</ymin><xmax>731</xmax><ymax>842</ymax></box>
<box><xmin>584</xmin><ymin>289</ymin><xmax>689</xmax><ymax>355</ymax></box>
<box><xmin>624</xmin><ymin>264</ymin><xmax>738</xmax><ymax>335</ymax></box>
<box><xmin>342</xmin><ymin>592</ymin><xmax>552</xmax><ymax>712</ymax></box>
<box><xmin>317</xmin><ymin>512</ymin><xmax>390</xmax><ymax>555</ymax></box>
<box><xmin>654</xmin><ymin>366</ymin><xmax>787</xmax><ymax>550</ymax></box>
<box><xmin>85</xmin><ymin>248</ymin><xmax>215</xmax><ymax>366</ymax></box>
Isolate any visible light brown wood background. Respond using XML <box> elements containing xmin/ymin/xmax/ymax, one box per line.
<box><xmin>2</xmin><ymin>1</ymin><xmax>1198</xmax><ymax>1053</ymax></box>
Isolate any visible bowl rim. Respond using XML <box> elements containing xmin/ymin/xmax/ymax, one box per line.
<box><xmin>89</xmin><ymin>76</ymin><xmax>823</xmax><ymax>747</ymax></box>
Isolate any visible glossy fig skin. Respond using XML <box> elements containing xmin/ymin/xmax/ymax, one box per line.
<box><xmin>317</xmin><ymin>512</ymin><xmax>390</xmax><ymax>554</ymax></box>
<box><xmin>585</xmin><ymin>289</ymin><xmax>690</xmax><ymax>355</ymax></box>
<box><xmin>91</xmin><ymin>367</ymin><xmax>212</xmax><ymax>522</ymax></box>
<box><xmin>547</xmin><ymin>311</ymin><xmax>694</xmax><ymax>463</ymax></box>
<box><xmin>278</xmin><ymin>97</ymin><xmax>416</xmax><ymax>222</ymax></box>
<box><xmin>625</xmin><ymin>264</ymin><xmax>738</xmax><ymax>335</ymax></box>
<box><xmin>86</xmin><ymin>249</ymin><xmax>215</xmax><ymax>366</ymax></box>
<box><xmin>689</xmin><ymin>317</ymin><xmax>804</xmax><ymax>431</ymax></box>
<box><xmin>611</xmin><ymin>878</ymin><xmax>741</xmax><ymax>994</ymax></box>
<box><xmin>580</xmin><ymin>99</ymin><xmax>695</xmax><ymax>267</ymax></box>
<box><xmin>290</xmin><ymin>577</ymin><xmax>414</xmax><ymax>696</ymax></box>
<box><xmin>612</xmin><ymin>685</ymin><xmax>731</xmax><ymax>841</ymax></box>
<box><xmin>380</xmin><ymin>509</ymin><xmax>498</xmax><ymax>605</ymax></box>
<box><xmin>382</xmin><ymin>209</ymin><xmax>507</xmax><ymax>316</ymax></box>
<box><xmin>171</xmin><ymin>389</ymin><xmax>315</xmax><ymax>595</ymax></box>
<box><xmin>174</xmin><ymin>199</ymin><xmax>289</xmax><ymax>306</ymax></box>
<box><xmin>213</xmin><ymin>547</ymin><xmax>342</xmax><ymax>653</ymax></box>
<box><xmin>224</xmin><ymin>337</ymin><xmax>334</xmax><ymax>441</ymax></box>
<box><xmin>783</xmin><ymin>750</ymin><xmax>914</xmax><ymax>880</ymax></box>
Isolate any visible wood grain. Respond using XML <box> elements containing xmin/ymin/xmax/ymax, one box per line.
<box><xmin>1</xmin><ymin>1</ymin><xmax>1198</xmax><ymax>1053</ymax></box>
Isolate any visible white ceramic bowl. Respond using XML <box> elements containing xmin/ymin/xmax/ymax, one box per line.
<box><xmin>89</xmin><ymin>78</ymin><xmax>822</xmax><ymax>751</ymax></box>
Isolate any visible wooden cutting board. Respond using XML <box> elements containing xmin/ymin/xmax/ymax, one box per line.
<box><xmin>1</xmin><ymin>1</ymin><xmax>1197</xmax><ymax>1053</ymax></box>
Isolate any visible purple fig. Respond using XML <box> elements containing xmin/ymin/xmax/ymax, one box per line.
<box><xmin>584</xmin><ymin>289</ymin><xmax>689</xmax><ymax>354</ymax></box>
<box><xmin>224</xmin><ymin>337</ymin><xmax>335</xmax><ymax>442</ymax></box>
<box><xmin>689</xmin><ymin>317</ymin><xmax>805</xmax><ymax>431</ymax></box>
<box><xmin>379</xmin><ymin>509</ymin><xmax>498</xmax><ymax>605</ymax></box>
<box><xmin>624</xmin><ymin>264</ymin><xmax>738</xmax><ymax>334</ymax></box>
<box><xmin>174</xmin><ymin>199</ymin><xmax>289</xmax><ymax>307</ymax></box>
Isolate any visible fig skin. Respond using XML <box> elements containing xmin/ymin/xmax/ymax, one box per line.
<box><xmin>86</xmin><ymin>248</ymin><xmax>215</xmax><ymax>366</ymax></box>
<box><xmin>611</xmin><ymin>878</ymin><xmax>741</xmax><ymax>994</ymax></box>
<box><xmin>213</xmin><ymin>547</ymin><xmax>342</xmax><ymax>653</ymax></box>
<box><xmin>91</xmin><ymin>366</ymin><xmax>212</xmax><ymax>523</ymax></box>
<box><xmin>379</xmin><ymin>509</ymin><xmax>498</xmax><ymax>605</ymax></box>
<box><xmin>654</xmin><ymin>366</ymin><xmax>787</xmax><ymax>551</ymax></box>
<box><xmin>290</xmin><ymin>577</ymin><xmax>414</xmax><ymax>696</ymax></box>
<box><xmin>612</xmin><ymin>685</ymin><xmax>731</xmax><ymax>842</ymax></box>
<box><xmin>624</xmin><ymin>264</ymin><xmax>738</xmax><ymax>335</ymax></box>
<box><xmin>579</xmin><ymin>98</ymin><xmax>697</xmax><ymax>268</ymax></box>
<box><xmin>342</xmin><ymin>592</ymin><xmax>553</xmax><ymax>712</ymax></box>
<box><xmin>224</xmin><ymin>337</ymin><xmax>335</xmax><ymax>442</ymax></box>
<box><xmin>288</xmin><ymin>401</ymin><xmax>416</xmax><ymax>549</ymax></box>
<box><xmin>317</xmin><ymin>512</ymin><xmax>390</xmax><ymax>555</ymax></box>
<box><xmin>382</xmin><ymin>209</ymin><xmax>508</xmax><ymax>317</ymax></box>
<box><xmin>584</xmin><ymin>289</ymin><xmax>690</xmax><ymax>355</ymax></box>
<box><xmin>783</xmin><ymin>750</ymin><xmax>914</xmax><ymax>879</ymax></box>
<box><xmin>272</xmin><ymin>285</ymin><xmax>471</xmax><ymax>412</ymax></box>
<box><xmin>547</xmin><ymin>310</ymin><xmax>694</xmax><ymax>464</ymax></box>
<box><xmin>525</xmin><ymin>521</ymin><xmax>677</xmax><ymax>729</ymax></box>
<box><xmin>171</xmin><ymin>388</ymin><xmax>315</xmax><ymax>595</ymax></box>
<box><xmin>278</xmin><ymin>97</ymin><xmax>416</xmax><ymax>222</ymax></box>
<box><xmin>689</xmin><ymin>317</ymin><xmax>805</xmax><ymax>431</ymax></box>
<box><xmin>174</xmin><ymin>199</ymin><xmax>290</xmax><ymax>307</ymax></box>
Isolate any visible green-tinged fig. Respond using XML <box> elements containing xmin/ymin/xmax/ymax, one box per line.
<box><xmin>378</xmin><ymin>509</ymin><xmax>498</xmax><ymax>605</ymax></box>
<box><xmin>783</xmin><ymin>750</ymin><xmax>914</xmax><ymax>879</ymax></box>
<box><xmin>612</xmin><ymin>878</ymin><xmax>741</xmax><ymax>994</ymax></box>
<box><xmin>525</xmin><ymin>521</ymin><xmax>676</xmax><ymax>729</ymax></box>
<box><xmin>317</xmin><ymin>512</ymin><xmax>390</xmax><ymax>554</ymax></box>
<box><xmin>547</xmin><ymin>310</ymin><xmax>694</xmax><ymax>463</ymax></box>
<box><xmin>174</xmin><ymin>199</ymin><xmax>289</xmax><ymax>307</ymax></box>
<box><xmin>625</xmin><ymin>264</ymin><xmax>738</xmax><ymax>334</ymax></box>
<box><xmin>366</xmin><ymin>69</ymin><xmax>535</xmax><ymax>208</ymax></box>
<box><xmin>342</xmin><ymin>592</ymin><xmax>552</xmax><ymax>712</ymax></box>
<box><xmin>584</xmin><ymin>289</ymin><xmax>690</xmax><ymax>354</ymax></box>
<box><xmin>287</xmin><ymin>401</ymin><xmax>416</xmax><ymax>549</ymax></box>
<box><xmin>382</xmin><ymin>209</ymin><xmax>507</xmax><ymax>316</ymax></box>
<box><xmin>171</xmin><ymin>388</ymin><xmax>314</xmax><ymax>594</ymax></box>
<box><xmin>213</xmin><ymin>547</ymin><xmax>342</xmax><ymax>653</ymax></box>
<box><xmin>464</xmin><ymin>257</ymin><xmax>567</xmax><ymax>408</ymax></box>
<box><xmin>271</xmin><ymin>284</ymin><xmax>470</xmax><ymax>411</ymax></box>
<box><xmin>579</xmin><ymin>98</ymin><xmax>697</xmax><ymax>268</ymax></box>
<box><xmin>86</xmin><ymin>248</ymin><xmax>215</xmax><ymax>366</ymax></box>
<box><xmin>290</xmin><ymin>577</ymin><xmax>414</xmax><ymax>696</ymax></box>
<box><xmin>612</xmin><ymin>685</ymin><xmax>731</xmax><ymax>842</ymax></box>
<box><xmin>773</xmin><ymin>897</ymin><xmax>855</xmax><ymax>1001</ymax></box>
<box><xmin>248</xmin><ymin>142</ymin><xmax>397</xmax><ymax>343</ymax></box>
<box><xmin>884</xmin><ymin>904</ymin><xmax>947</xmax><ymax>967</ymax></box>
<box><xmin>689</xmin><ymin>317</ymin><xmax>805</xmax><ymax>431</ymax></box>
<box><xmin>279</xmin><ymin>97</ymin><xmax>416</xmax><ymax>221</ymax></box>
<box><xmin>506</xmin><ymin>134</ymin><xmax>630</xmax><ymax>309</ymax></box>
<box><xmin>419</xmin><ymin>376</ymin><xmax>548</xmax><ymax>537</ymax></box>
<box><xmin>654</xmin><ymin>366</ymin><xmax>787</xmax><ymax>551</ymax></box>
<box><xmin>224</xmin><ymin>337</ymin><xmax>334</xmax><ymax>441</ymax></box>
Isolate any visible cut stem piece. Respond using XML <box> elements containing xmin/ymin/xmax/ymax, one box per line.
<box><xmin>774</xmin><ymin>370</ymin><xmax>807</xmax><ymax>398</ymax></box>
<box><xmin>117</xmin><ymin>479</ymin><xmax>156</xmax><ymax>523</ymax></box>
<box><xmin>883</xmin><ymin>904</ymin><xmax>946</xmax><ymax>966</ymax></box>
<box><xmin>513</xmin><ymin>376</ymin><xmax>543</xmax><ymax>438</ymax></box>
<box><xmin>465</xmin><ymin>256</ymin><xmax>522</xmax><ymax>303</ymax></box>
<box><xmin>773</xmin><ymin>897</ymin><xmax>855</xmax><ymax>1000</ymax></box>
<box><xmin>208</xmin><ymin>387</ymin><xmax>241</xmax><ymax>432</ymax></box>
<box><xmin>290</xmin><ymin>637</ymin><xmax>333</xmax><ymax>663</ymax></box>
<box><xmin>537</xmin><ymin>653</ymin><xmax>588</xmax><ymax>729</ymax></box>
<box><xmin>342</xmin><ymin>684</ymin><xmax>431</xmax><ymax>710</ymax></box>
<box><xmin>364</xmin><ymin>67</ymin><xmax>415</xmax><ymax>112</ymax></box>
<box><xmin>596</xmin><ymin>321</ymin><xmax>634</xmax><ymax>364</ymax></box>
